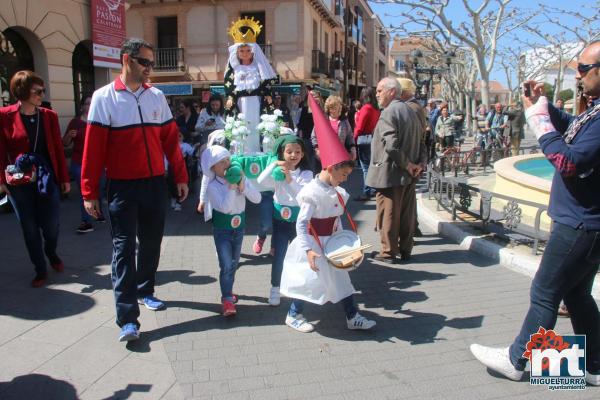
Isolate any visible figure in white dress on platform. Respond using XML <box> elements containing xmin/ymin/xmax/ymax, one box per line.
<box><xmin>280</xmin><ymin>93</ymin><xmax>377</xmax><ymax>333</ymax></box>
<box><xmin>224</xmin><ymin>17</ymin><xmax>278</xmax><ymax>154</ymax></box>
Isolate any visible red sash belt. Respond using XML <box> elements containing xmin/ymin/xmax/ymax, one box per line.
<box><xmin>309</xmin><ymin>217</ymin><xmax>337</xmax><ymax>236</ymax></box>
<box><xmin>308</xmin><ymin>193</ymin><xmax>358</xmax><ymax>250</ymax></box>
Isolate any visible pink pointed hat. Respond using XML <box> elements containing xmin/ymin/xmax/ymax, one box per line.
<box><xmin>308</xmin><ymin>92</ymin><xmax>350</xmax><ymax>169</ymax></box>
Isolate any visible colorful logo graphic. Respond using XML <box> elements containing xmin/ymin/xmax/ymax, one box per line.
<box><xmin>249</xmin><ymin>162</ymin><xmax>260</xmax><ymax>175</ymax></box>
<box><xmin>524</xmin><ymin>327</ymin><xmax>586</xmax><ymax>390</ymax></box>
<box><xmin>280</xmin><ymin>206</ymin><xmax>291</xmax><ymax>220</ymax></box>
<box><xmin>231</xmin><ymin>215</ymin><xmax>242</xmax><ymax>229</ymax></box>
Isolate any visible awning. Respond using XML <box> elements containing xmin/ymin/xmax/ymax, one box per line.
<box><xmin>152</xmin><ymin>83</ymin><xmax>193</xmax><ymax>96</ymax></box>
<box><xmin>312</xmin><ymin>85</ymin><xmax>337</xmax><ymax>97</ymax></box>
<box><xmin>210</xmin><ymin>84</ymin><xmax>302</xmax><ymax>96</ymax></box>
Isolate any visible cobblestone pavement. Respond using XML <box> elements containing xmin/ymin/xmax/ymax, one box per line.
<box><xmin>0</xmin><ymin>171</ymin><xmax>597</xmax><ymax>399</ymax></box>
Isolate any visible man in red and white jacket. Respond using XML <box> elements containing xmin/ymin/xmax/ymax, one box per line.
<box><xmin>81</xmin><ymin>38</ymin><xmax>188</xmax><ymax>342</ymax></box>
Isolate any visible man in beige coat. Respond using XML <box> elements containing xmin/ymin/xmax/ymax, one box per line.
<box><xmin>367</xmin><ymin>77</ymin><xmax>425</xmax><ymax>262</ymax></box>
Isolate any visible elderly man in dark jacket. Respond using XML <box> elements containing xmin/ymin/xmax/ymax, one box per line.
<box><xmin>367</xmin><ymin>77</ymin><xmax>425</xmax><ymax>263</ymax></box>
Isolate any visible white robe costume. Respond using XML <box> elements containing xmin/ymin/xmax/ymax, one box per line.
<box><xmin>279</xmin><ymin>177</ymin><xmax>356</xmax><ymax>304</ymax></box>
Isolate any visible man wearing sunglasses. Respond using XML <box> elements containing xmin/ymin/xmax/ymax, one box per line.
<box><xmin>471</xmin><ymin>41</ymin><xmax>600</xmax><ymax>385</ymax></box>
<box><xmin>81</xmin><ymin>38</ymin><xmax>189</xmax><ymax>342</ymax></box>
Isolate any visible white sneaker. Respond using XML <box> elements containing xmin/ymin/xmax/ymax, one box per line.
<box><xmin>285</xmin><ymin>314</ymin><xmax>314</xmax><ymax>333</ymax></box>
<box><xmin>173</xmin><ymin>203</ymin><xmax>182</xmax><ymax>212</ymax></box>
<box><xmin>268</xmin><ymin>286</ymin><xmax>280</xmax><ymax>306</ymax></box>
<box><xmin>587</xmin><ymin>370</ymin><xmax>600</xmax><ymax>386</ymax></box>
<box><xmin>346</xmin><ymin>312</ymin><xmax>376</xmax><ymax>330</ymax></box>
<box><xmin>469</xmin><ymin>344</ymin><xmax>523</xmax><ymax>381</ymax></box>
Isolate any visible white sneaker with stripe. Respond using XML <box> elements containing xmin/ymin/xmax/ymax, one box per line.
<box><xmin>285</xmin><ymin>314</ymin><xmax>314</xmax><ymax>333</ymax></box>
<box><xmin>346</xmin><ymin>312</ymin><xmax>376</xmax><ymax>330</ymax></box>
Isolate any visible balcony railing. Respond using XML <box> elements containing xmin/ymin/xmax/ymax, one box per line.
<box><xmin>155</xmin><ymin>47</ymin><xmax>185</xmax><ymax>72</ymax></box>
<box><xmin>311</xmin><ymin>49</ymin><xmax>329</xmax><ymax>75</ymax></box>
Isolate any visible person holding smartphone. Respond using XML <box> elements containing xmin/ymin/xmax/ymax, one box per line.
<box><xmin>195</xmin><ymin>94</ymin><xmax>226</xmax><ymax>145</ymax></box>
<box><xmin>470</xmin><ymin>41</ymin><xmax>600</xmax><ymax>386</ymax></box>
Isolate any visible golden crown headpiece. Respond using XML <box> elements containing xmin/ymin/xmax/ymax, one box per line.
<box><xmin>228</xmin><ymin>17</ymin><xmax>262</xmax><ymax>44</ymax></box>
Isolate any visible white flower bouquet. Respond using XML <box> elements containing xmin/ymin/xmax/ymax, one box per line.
<box><xmin>223</xmin><ymin>113</ymin><xmax>250</xmax><ymax>155</ymax></box>
<box><xmin>257</xmin><ymin>110</ymin><xmax>286</xmax><ymax>153</ymax></box>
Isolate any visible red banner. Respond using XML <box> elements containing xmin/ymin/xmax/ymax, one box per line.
<box><xmin>91</xmin><ymin>0</ymin><xmax>126</xmax><ymax>69</ymax></box>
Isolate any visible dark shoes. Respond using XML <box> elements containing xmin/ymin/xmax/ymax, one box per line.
<box><xmin>50</xmin><ymin>256</ymin><xmax>64</xmax><ymax>272</ymax></box>
<box><xmin>31</xmin><ymin>272</ymin><xmax>47</xmax><ymax>288</ymax></box>
<box><xmin>370</xmin><ymin>252</ymin><xmax>397</xmax><ymax>264</ymax></box>
<box><xmin>76</xmin><ymin>222</ymin><xmax>94</xmax><ymax>234</ymax></box>
<box><xmin>399</xmin><ymin>252</ymin><xmax>411</xmax><ymax>262</ymax></box>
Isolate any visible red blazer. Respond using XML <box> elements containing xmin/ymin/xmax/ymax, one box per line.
<box><xmin>0</xmin><ymin>103</ymin><xmax>69</xmax><ymax>186</ymax></box>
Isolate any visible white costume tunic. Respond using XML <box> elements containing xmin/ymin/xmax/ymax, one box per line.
<box><xmin>279</xmin><ymin>177</ymin><xmax>356</xmax><ymax>304</ymax></box>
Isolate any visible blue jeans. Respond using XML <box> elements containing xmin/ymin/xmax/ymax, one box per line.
<box><xmin>356</xmin><ymin>135</ymin><xmax>375</xmax><ymax>197</ymax></box>
<box><xmin>258</xmin><ymin>191</ymin><xmax>273</xmax><ymax>241</ymax></box>
<box><xmin>289</xmin><ymin>295</ymin><xmax>358</xmax><ymax>320</ymax></box>
<box><xmin>8</xmin><ymin>179</ymin><xmax>61</xmax><ymax>274</ymax></box>
<box><xmin>509</xmin><ymin>222</ymin><xmax>600</xmax><ymax>371</ymax></box>
<box><xmin>70</xmin><ymin>162</ymin><xmax>105</xmax><ymax>223</ymax></box>
<box><xmin>213</xmin><ymin>227</ymin><xmax>244</xmax><ymax>301</ymax></box>
<box><xmin>108</xmin><ymin>177</ymin><xmax>167</xmax><ymax>328</ymax></box>
<box><xmin>271</xmin><ymin>219</ymin><xmax>296</xmax><ymax>287</ymax></box>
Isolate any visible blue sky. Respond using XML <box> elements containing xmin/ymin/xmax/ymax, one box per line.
<box><xmin>368</xmin><ymin>0</ymin><xmax>596</xmax><ymax>86</ymax></box>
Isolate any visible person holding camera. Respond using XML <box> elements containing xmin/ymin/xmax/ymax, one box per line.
<box><xmin>0</xmin><ymin>70</ymin><xmax>70</xmax><ymax>287</ymax></box>
<box><xmin>470</xmin><ymin>40</ymin><xmax>600</xmax><ymax>385</ymax></box>
<box><xmin>195</xmin><ymin>94</ymin><xmax>225</xmax><ymax>146</ymax></box>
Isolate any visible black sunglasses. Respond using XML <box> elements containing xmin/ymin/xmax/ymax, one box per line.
<box><xmin>31</xmin><ymin>88</ymin><xmax>46</xmax><ymax>96</ymax></box>
<box><xmin>130</xmin><ymin>56</ymin><xmax>155</xmax><ymax>69</ymax></box>
<box><xmin>577</xmin><ymin>62</ymin><xmax>600</xmax><ymax>74</ymax></box>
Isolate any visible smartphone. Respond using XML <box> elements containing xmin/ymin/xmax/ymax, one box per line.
<box><xmin>523</xmin><ymin>82</ymin><xmax>531</xmax><ymax>97</ymax></box>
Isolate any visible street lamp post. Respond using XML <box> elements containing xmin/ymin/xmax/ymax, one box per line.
<box><xmin>410</xmin><ymin>49</ymin><xmax>454</xmax><ymax>102</ymax></box>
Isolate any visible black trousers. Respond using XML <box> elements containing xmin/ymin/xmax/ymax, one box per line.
<box><xmin>107</xmin><ymin>176</ymin><xmax>167</xmax><ymax>328</ymax></box>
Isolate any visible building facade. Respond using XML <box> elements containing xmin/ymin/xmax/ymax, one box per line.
<box><xmin>344</xmin><ymin>0</ymin><xmax>389</xmax><ymax>100</ymax></box>
<box><xmin>125</xmin><ymin>0</ymin><xmax>390</xmax><ymax>101</ymax></box>
<box><xmin>0</xmin><ymin>0</ymin><xmax>114</xmax><ymax>130</ymax></box>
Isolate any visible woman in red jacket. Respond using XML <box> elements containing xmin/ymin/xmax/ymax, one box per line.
<box><xmin>0</xmin><ymin>70</ymin><xmax>70</xmax><ymax>287</ymax></box>
<box><xmin>353</xmin><ymin>87</ymin><xmax>380</xmax><ymax>201</ymax></box>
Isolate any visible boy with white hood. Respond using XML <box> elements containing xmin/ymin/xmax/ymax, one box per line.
<box><xmin>201</xmin><ymin>145</ymin><xmax>261</xmax><ymax>316</ymax></box>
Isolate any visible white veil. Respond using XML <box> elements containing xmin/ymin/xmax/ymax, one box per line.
<box><xmin>227</xmin><ymin>43</ymin><xmax>277</xmax><ymax>82</ymax></box>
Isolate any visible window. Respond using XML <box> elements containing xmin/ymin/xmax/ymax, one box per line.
<box><xmin>0</xmin><ymin>28</ymin><xmax>34</xmax><ymax>105</ymax></box>
<box><xmin>395</xmin><ymin>59</ymin><xmax>405</xmax><ymax>72</ymax></box>
<box><xmin>335</xmin><ymin>0</ymin><xmax>344</xmax><ymax>16</ymax></box>
<box><xmin>240</xmin><ymin>12</ymin><xmax>266</xmax><ymax>45</ymax></box>
<box><xmin>324</xmin><ymin>32</ymin><xmax>329</xmax><ymax>56</ymax></box>
<box><xmin>72</xmin><ymin>41</ymin><xmax>95</xmax><ymax>115</ymax></box>
<box><xmin>157</xmin><ymin>17</ymin><xmax>178</xmax><ymax>48</ymax></box>
<box><xmin>312</xmin><ymin>20</ymin><xmax>318</xmax><ymax>50</ymax></box>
